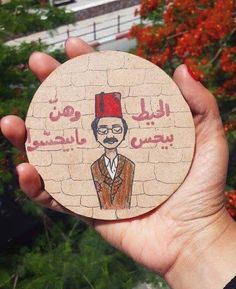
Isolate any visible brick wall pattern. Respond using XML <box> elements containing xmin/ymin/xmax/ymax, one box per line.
<box><xmin>25</xmin><ymin>51</ymin><xmax>195</xmax><ymax>220</ymax></box>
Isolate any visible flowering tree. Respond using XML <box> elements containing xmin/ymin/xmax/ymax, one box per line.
<box><xmin>130</xmin><ymin>0</ymin><xmax>236</xmax><ymax>218</ymax></box>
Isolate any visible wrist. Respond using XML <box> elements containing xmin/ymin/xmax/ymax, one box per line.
<box><xmin>164</xmin><ymin>208</ymin><xmax>236</xmax><ymax>289</ymax></box>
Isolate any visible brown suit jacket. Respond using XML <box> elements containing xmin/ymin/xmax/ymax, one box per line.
<box><xmin>91</xmin><ymin>154</ymin><xmax>135</xmax><ymax>209</ymax></box>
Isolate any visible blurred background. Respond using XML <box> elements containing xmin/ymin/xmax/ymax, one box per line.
<box><xmin>0</xmin><ymin>1</ymin><xmax>235</xmax><ymax>288</ymax></box>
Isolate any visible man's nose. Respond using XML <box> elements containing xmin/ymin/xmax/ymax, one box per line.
<box><xmin>107</xmin><ymin>130</ymin><xmax>114</xmax><ymax>138</ymax></box>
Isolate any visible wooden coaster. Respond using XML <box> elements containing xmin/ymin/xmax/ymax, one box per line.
<box><xmin>25</xmin><ymin>51</ymin><xmax>195</xmax><ymax>220</ymax></box>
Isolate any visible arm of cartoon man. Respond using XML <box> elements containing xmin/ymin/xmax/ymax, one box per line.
<box><xmin>1</xmin><ymin>37</ymin><xmax>236</xmax><ymax>289</ymax></box>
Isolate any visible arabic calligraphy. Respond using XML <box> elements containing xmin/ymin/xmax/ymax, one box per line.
<box><xmin>43</xmin><ymin>130</ymin><xmax>51</xmax><ymax>136</ymax></box>
<box><xmin>26</xmin><ymin>128</ymin><xmax>86</xmax><ymax>152</ymax></box>
<box><xmin>132</xmin><ymin>98</ymin><xmax>170</xmax><ymax>123</ymax></box>
<box><xmin>49</xmin><ymin>105</ymin><xmax>81</xmax><ymax>122</ymax></box>
<box><xmin>130</xmin><ymin>97</ymin><xmax>174</xmax><ymax>149</ymax></box>
<box><xmin>131</xmin><ymin>134</ymin><xmax>174</xmax><ymax>149</ymax></box>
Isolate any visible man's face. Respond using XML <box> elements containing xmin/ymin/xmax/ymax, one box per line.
<box><xmin>96</xmin><ymin>117</ymin><xmax>125</xmax><ymax>149</ymax></box>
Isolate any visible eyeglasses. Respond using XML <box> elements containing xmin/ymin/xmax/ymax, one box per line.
<box><xmin>97</xmin><ymin>125</ymin><xmax>123</xmax><ymax>135</ymax></box>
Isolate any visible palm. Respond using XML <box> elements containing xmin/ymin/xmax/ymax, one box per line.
<box><xmin>93</xmin><ymin>105</ymin><xmax>228</xmax><ymax>274</ymax></box>
<box><xmin>1</xmin><ymin>38</ymin><xmax>229</xmax><ymax>277</ymax></box>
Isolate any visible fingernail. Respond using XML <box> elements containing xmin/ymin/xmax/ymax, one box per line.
<box><xmin>64</xmin><ymin>37</ymin><xmax>76</xmax><ymax>48</ymax></box>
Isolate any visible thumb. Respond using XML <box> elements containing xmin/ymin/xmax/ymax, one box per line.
<box><xmin>173</xmin><ymin>64</ymin><xmax>221</xmax><ymax>122</ymax></box>
<box><xmin>172</xmin><ymin>64</ymin><xmax>228</xmax><ymax>184</ymax></box>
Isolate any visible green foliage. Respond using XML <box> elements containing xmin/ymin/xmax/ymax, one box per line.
<box><xmin>0</xmin><ymin>217</ymin><xmax>168</xmax><ymax>289</ymax></box>
<box><xmin>0</xmin><ymin>42</ymin><xmax>44</xmax><ymax>116</ymax></box>
<box><xmin>0</xmin><ymin>0</ymin><xmax>75</xmax><ymax>42</ymax></box>
<box><xmin>0</xmin><ymin>41</ymin><xmax>68</xmax><ymax>118</ymax></box>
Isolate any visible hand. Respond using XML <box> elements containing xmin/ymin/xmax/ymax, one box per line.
<box><xmin>1</xmin><ymin>38</ymin><xmax>235</xmax><ymax>289</ymax></box>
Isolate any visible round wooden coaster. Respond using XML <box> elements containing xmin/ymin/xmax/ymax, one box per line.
<box><xmin>25</xmin><ymin>51</ymin><xmax>195</xmax><ymax>220</ymax></box>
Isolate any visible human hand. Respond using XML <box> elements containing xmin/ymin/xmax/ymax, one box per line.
<box><xmin>1</xmin><ymin>38</ymin><xmax>235</xmax><ymax>289</ymax></box>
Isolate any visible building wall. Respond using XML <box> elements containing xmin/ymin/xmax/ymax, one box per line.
<box><xmin>75</xmin><ymin>0</ymin><xmax>140</xmax><ymax>21</ymax></box>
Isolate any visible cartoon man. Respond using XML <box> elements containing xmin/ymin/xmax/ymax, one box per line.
<box><xmin>91</xmin><ymin>92</ymin><xmax>135</xmax><ymax>210</ymax></box>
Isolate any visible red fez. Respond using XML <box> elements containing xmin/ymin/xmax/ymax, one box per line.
<box><xmin>95</xmin><ymin>92</ymin><xmax>122</xmax><ymax>118</ymax></box>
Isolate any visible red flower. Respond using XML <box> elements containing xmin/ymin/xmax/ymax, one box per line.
<box><xmin>184</xmin><ymin>58</ymin><xmax>205</xmax><ymax>81</ymax></box>
<box><xmin>138</xmin><ymin>0</ymin><xmax>161</xmax><ymax>17</ymax></box>
<box><xmin>151</xmin><ymin>47</ymin><xmax>171</xmax><ymax>66</ymax></box>
<box><xmin>221</xmin><ymin>47</ymin><xmax>236</xmax><ymax>73</ymax></box>
<box><xmin>131</xmin><ymin>0</ymin><xmax>235</xmax><ymax>99</ymax></box>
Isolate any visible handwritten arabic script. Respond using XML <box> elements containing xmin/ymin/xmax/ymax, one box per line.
<box><xmin>49</xmin><ymin>105</ymin><xmax>81</xmax><ymax>122</ymax></box>
<box><xmin>132</xmin><ymin>98</ymin><xmax>170</xmax><ymax>122</ymax></box>
<box><xmin>131</xmin><ymin>134</ymin><xmax>173</xmax><ymax>149</ymax></box>
<box><xmin>26</xmin><ymin>128</ymin><xmax>86</xmax><ymax>152</ymax></box>
<box><xmin>26</xmin><ymin>99</ymin><xmax>86</xmax><ymax>153</ymax></box>
<box><xmin>131</xmin><ymin>98</ymin><xmax>174</xmax><ymax>149</ymax></box>
<box><xmin>27</xmin><ymin>94</ymin><xmax>174</xmax><ymax>152</ymax></box>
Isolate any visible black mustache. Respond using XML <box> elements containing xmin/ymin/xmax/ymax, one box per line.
<box><xmin>103</xmin><ymin>137</ymin><xmax>118</xmax><ymax>144</ymax></box>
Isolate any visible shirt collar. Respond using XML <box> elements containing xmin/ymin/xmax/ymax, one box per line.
<box><xmin>104</xmin><ymin>155</ymin><xmax>118</xmax><ymax>167</ymax></box>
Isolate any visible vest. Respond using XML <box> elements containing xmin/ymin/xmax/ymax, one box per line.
<box><xmin>91</xmin><ymin>154</ymin><xmax>135</xmax><ymax>209</ymax></box>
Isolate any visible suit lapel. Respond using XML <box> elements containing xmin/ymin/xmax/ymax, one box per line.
<box><xmin>98</xmin><ymin>155</ymin><xmax>113</xmax><ymax>187</ymax></box>
<box><xmin>98</xmin><ymin>154</ymin><xmax>126</xmax><ymax>202</ymax></box>
<box><xmin>111</xmin><ymin>155</ymin><xmax>125</xmax><ymax>199</ymax></box>
<box><xmin>114</xmin><ymin>155</ymin><xmax>125</xmax><ymax>179</ymax></box>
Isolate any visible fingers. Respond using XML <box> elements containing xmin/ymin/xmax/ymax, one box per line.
<box><xmin>0</xmin><ymin>115</ymin><xmax>26</xmax><ymax>151</ymax></box>
<box><xmin>16</xmin><ymin>162</ymin><xmax>94</xmax><ymax>225</ymax></box>
<box><xmin>2</xmin><ymin>53</ymin><xmax>61</xmax><ymax>148</ymax></box>
<box><xmin>16</xmin><ymin>163</ymin><xmax>67</xmax><ymax>212</ymax></box>
<box><xmin>65</xmin><ymin>37</ymin><xmax>94</xmax><ymax>58</ymax></box>
<box><xmin>173</xmin><ymin>64</ymin><xmax>220</xmax><ymax>119</ymax></box>
<box><xmin>2</xmin><ymin>38</ymin><xmax>96</xmax><ymax>223</ymax></box>
<box><xmin>29</xmin><ymin>51</ymin><xmax>60</xmax><ymax>82</ymax></box>
<box><xmin>4</xmin><ymin>38</ymin><xmax>93</xmax><ymax>151</ymax></box>
<box><xmin>28</xmin><ymin>38</ymin><xmax>94</xmax><ymax>82</ymax></box>
<box><xmin>17</xmin><ymin>163</ymin><xmax>45</xmax><ymax>199</ymax></box>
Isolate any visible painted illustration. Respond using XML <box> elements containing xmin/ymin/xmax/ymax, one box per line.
<box><xmin>91</xmin><ymin>92</ymin><xmax>135</xmax><ymax>210</ymax></box>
